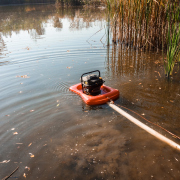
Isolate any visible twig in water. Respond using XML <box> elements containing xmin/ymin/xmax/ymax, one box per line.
<box><xmin>2</xmin><ymin>166</ymin><xmax>19</xmax><ymax>180</ymax></box>
<box><xmin>87</xmin><ymin>27</ymin><xmax>104</xmax><ymax>41</ymax></box>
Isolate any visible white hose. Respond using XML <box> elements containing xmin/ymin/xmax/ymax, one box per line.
<box><xmin>108</xmin><ymin>102</ymin><xmax>180</xmax><ymax>151</ymax></box>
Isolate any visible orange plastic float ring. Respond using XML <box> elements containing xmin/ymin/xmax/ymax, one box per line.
<box><xmin>69</xmin><ymin>83</ymin><xmax>119</xmax><ymax>106</ymax></box>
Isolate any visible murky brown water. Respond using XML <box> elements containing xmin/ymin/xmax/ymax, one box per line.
<box><xmin>0</xmin><ymin>4</ymin><xmax>180</xmax><ymax>180</ymax></box>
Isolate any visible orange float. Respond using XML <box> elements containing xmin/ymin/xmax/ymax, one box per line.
<box><xmin>69</xmin><ymin>83</ymin><xmax>119</xmax><ymax>106</ymax></box>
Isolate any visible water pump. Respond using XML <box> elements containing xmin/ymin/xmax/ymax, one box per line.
<box><xmin>81</xmin><ymin>70</ymin><xmax>105</xmax><ymax>95</ymax></box>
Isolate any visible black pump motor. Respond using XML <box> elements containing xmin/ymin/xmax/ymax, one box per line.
<box><xmin>81</xmin><ymin>70</ymin><xmax>105</xmax><ymax>95</ymax></box>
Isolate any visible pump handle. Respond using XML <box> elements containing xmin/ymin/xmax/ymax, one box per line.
<box><xmin>81</xmin><ymin>70</ymin><xmax>100</xmax><ymax>83</ymax></box>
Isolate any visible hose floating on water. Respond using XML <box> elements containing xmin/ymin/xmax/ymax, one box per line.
<box><xmin>114</xmin><ymin>103</ymin><xmax>180</xmax><ymax>140</ymax></box>
<box><xmin>107</xmin><ymin>101</ymin><xmax>180</xmax><ymax>151</ymax></box>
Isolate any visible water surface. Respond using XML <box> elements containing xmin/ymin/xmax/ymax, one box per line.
<box><xmin>0</xmin><ymin>4</ymin><xmax>180</xmax><ymax>180</ymax></box>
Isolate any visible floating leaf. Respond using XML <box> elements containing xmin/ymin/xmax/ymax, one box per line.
<box><xmin>13</xmin><ymin>132</ymin><xmax>18</xmax><ymax>135</ymax></box>
<box><xmin>29</xmin><ymin>153</ymin><xmax>34</xmax><ymax>158</ymax></box>
<box><xmin>23</xmin><ymin>173</ymin><xmax>26</xmax><ymax>178</ymax></box>
<box><xmin>28</xmin><ymin>143</ymin><xmax>32</xmax><ymax>147</ymax></box>
<box><xmin>175</xmin><ymin>158</ymin><xmax>178</xmax><ymax>161</ymax></box>
<box><xmin>21</xmin><ymin>75</ymin><xmax>30</xmax><ymax>78</ymax></box>
<box><xmin>66</xmin><ymin>66</ymin><xmax>72</xmax><ymax>69</ymax></box>
<box><xmin>16</xmin><ymin>75</ymin><xmax>30</xmax><ymax>78</ymax></box>
<box><xmin>57</xmin><ymin>104</ymin><xmax>59</xmax><ymax>107</ymax></box>
<box><xmin>0</xmin><ymin>160</ymin><xmax>10</xmax><ymax>163</ymax></box>
<box><xmin>25</xmin><ymin>47</ymin><xmax>30</xmax><ymax>50</ymax></box>
<box><xmin>25</xmin><ymin>166</ymin><xmax>30</xmax><ymax>171</ymax></box>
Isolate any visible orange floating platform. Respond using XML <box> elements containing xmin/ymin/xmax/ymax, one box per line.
<box><xmin>69</xmin><ymin>83</ymin><xmax>119</xmax><ymax>106</ymax></box>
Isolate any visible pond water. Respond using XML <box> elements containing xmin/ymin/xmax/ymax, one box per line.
<box><xmin>0</xmin><ymin>4</ymin><xmax>180</xmax><ymax>180</ymax></box>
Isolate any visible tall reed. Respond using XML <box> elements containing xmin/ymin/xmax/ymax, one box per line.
<box><xmin>102</xmin><ymin>0</ymin><xmax>180</xmax><ymax>77</ymax></box>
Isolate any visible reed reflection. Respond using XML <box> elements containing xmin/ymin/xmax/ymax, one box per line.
<box><xmin>105</xmin><ymin>44</ymin><xmax>157</xmax><ymax>78</ymax></box>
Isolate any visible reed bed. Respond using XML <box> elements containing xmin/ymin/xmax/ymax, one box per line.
<box><xmin>101</xmin><ymin>0</ymin><xmax>180</xmax><ymax>77</ymax></box>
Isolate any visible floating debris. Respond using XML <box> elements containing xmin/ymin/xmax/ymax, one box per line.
<box><xmin>66</xmin><ymin>66</ymin><xmax>72</xmax><ymax>69</ymax></box>
<box><xmin>25</xmin><ymin>166</ymin><xmax>30</xmax><ymax>171</ymax></box>
<box><xmin>16</xmin><ymin>75</ymin><xmax>30</xmax><ymax>78</ymax></box>
<box><xmin>23</xmin><ymin>173</ymin><xmax>26</xmax><ymax>178</ymax></box>
<box><xmin>28</xmin><ymin>143</ymin><xmax>32</xmax><ymax>147</ymax></box>
<box><xmin>0</xmin><ymin>160</ymin><xmax>10</xmax><ymax>163</ymax></box>
<box><xmin>29</xmin><ymin>153</ymin><xmax>34</xmax><ymax>158</ymax></box>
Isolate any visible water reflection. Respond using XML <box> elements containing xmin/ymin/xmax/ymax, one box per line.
<box><xmin>53</xmin><ymin>16</ymin><xmax>63</xmax><ymax>30</ymax></box>
<box><xmin>105</xmin><ymin>44</ymin><xmax>163</xmax><ymax>78</ymax></box>
<box><xmin>105</xmin><ymin>43</ymin><xmax>180</xmax><ymax>137</ymax></box>
<box><xmin>0</xmin><ymin>34</ymin><xmax>8</xmax><ymax>65</ymax></box>
<box><xmin>0</xmin><ymin>5</ymin><xmax>52</xmax><ymax>38</ymax></box>
<box><xmin>69</xmin><ymin>8</ymin><xmax>105</xmax><ymax>30</ymax></box>
<box><xmin>0</xmin><ymin>34</ymin><xmax>5</xmax><ymax>53</ymax></box>
<box><xmin>0</xmin><ymin>4</ymin><xmax>180</xmax><ymax>180</ymax></box>
<box><xmin>0</xmin><ymin>5</ymin><xmax>105</xmax><ymax>39</ymax></box>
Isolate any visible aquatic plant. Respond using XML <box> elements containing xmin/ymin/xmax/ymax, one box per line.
<box><xmin>165</xmin><ymin>2</ymin><xmax>180</xmax><ymax>77</ymax></box>
<box><xmin>101</xmin><ymin>0</ymin><xmax>180</xmax><ymax>77</ymax></box>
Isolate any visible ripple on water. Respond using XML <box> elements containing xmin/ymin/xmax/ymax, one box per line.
<box><xmin>53</xmin><ymin>81</ymin><xmax>70</xmax><ymax>93</ymax></box>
